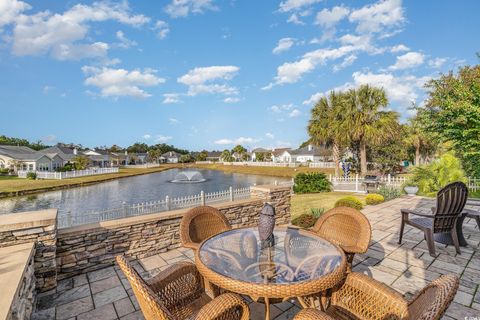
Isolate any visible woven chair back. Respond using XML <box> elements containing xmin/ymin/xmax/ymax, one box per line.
<box><xmin>181</xmin><ymin>206</ymin><xmax>231</xmax><ymax>246</ymax></box>
<box><xmin>313</xmin><ymin>207</ymin><xmax>371</xmax><ymax>254</ymax></box>
<box><xmin>433</xmin><ymin>182</ymin><xmax>468</xmax><ymax>233</ymax></box>
<box><xmin>116</xmin><ymin>255</ymin><xmax>171</xmax><ymax>320</ymax></box>
<box><xmin>407</xmin><ymin>274</ymin><xmax>459</xmax><ymax>320</ymax></box>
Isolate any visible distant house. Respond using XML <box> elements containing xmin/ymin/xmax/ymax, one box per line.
<box><xmin>206</xmin><ymin>151</ymin><xmax>221</xmax><ymax>162</ymax></box>
<box><xmin>251</xmin><ymin>148</ymin><xmax>271</xmax><ymax>162</ymax></box>
<box><xmin>83</xmin><ymin>149</ymin><xmax>111</xmax><ymax>167</ymax></box>
<box><xmin>0</xmin><ymin>145</ymin><xmax>64</xmax><ymax>172</ymax></box>
<box><xmin>110</xmin><ymin>151</ymin><xmax>128</xmax><ymax>166</ymax></box>
<box><xmin>271</xmin><ymin>148</ymin><xmax>292</xmax><ymax>163</ymax></box>
<box><xmin>289</xmin><ymin>145</ymin><xmax>332</xmax><ymax>163</ymax></box>
<box><xmin>160</xmin><ymin>151</ymin><xmax>180</xmax><ymax>163</ymax></box>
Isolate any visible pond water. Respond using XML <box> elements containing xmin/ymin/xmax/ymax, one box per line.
<box><xmin>0</xmin><ymin>169</ymin><xmax>290</xmax><ymax>221</ymax></box>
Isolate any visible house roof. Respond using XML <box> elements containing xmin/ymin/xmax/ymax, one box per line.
<box><xmin>252</xmin><ymin>148</ymin><xmax>270</xmax><ymax>153</ymax></box>
<box><xmin>0</xmin><ymin>145</ymin><xmax>48</xmax><ymax>161</ymax></box>
<box><xmin>289</xmin><ymin>145</ymin><xmax>332</xmax><ymax>157</ymax></box>
<box><xmin>0</xmin><ymin>145</ymin><xmax>37</xmax><ymax>154</ymax></box>
<box><xmin>206</xmin><ymin>151</ymin><xmax>222</xmax><ymax>157</ymax></box>
<box><xmin>271</xmin><ymin>148</ymin><xmax>291</xmax><ymax>156</ymax></box>
<box><xmin>38</xmin><ymin>146</ymin><xmax>78</xmax><ymax>161</ymax></box>
<box><xmin>161</xmin><ymin>151</ymin><xmax>180</xmax><ymax>158</ymax></box>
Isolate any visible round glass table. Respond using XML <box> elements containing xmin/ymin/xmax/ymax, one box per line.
<box><xmin>195</xmin><ymin>226</ymin><xmax>346</xmax><ymax>319</ymax></box>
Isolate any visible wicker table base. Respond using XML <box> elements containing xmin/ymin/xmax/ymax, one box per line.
<box><xmin>433</xmin><ymin>214</ymin><xmax>468</xmax><ymax>246</ymax></box>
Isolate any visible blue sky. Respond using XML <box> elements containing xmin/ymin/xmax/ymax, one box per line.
<box><xmin>0</xmin><ymin>0</ymin><xmax>478</xmax><ymax>151</ymax></box>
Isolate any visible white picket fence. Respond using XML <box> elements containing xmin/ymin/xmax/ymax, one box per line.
<box><xmin>223</xmin><ymin>161</ymin><xmax>300</xmax><ymax>167</ymax></box>
<box><xmin>327</xmin><ymin>175</ymin><xmax>407</xmax><ymax>193</ymax></box>
<box><xmin>123</xmin><ymin>163</ymin><xmax>160</xmax><ymax>168</ymax></box>
<box><xmin>17</xmin><ymin>167</ymin><xmax>119</xmax><ymax>179</ymax></box>
<box><xmin>468</xmin><ymin>177</ymin><xmax>480</xmax><ymax>192</ymax></box>
<box><xmin>309</xmin><ymin>162</ymin><xmax>337</xmax><ymax>168</ymax></box>
<box><xmin>59</xmin><ymin>186</ymin><xmax>251</xmax><ymax>228</ymax></box>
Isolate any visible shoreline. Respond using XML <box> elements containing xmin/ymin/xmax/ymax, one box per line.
<box><xmin>0</xmin><ymin>165</ymin><xmax>183</xmax><ymax>199</ymax></box>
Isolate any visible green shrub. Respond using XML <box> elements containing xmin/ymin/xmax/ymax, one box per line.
<box><xmin>0</xmin><ymin>168</ymin><xmax>9</xmax><ymax>174</ymax></box>
<box><xmin>293</xmin><ymin>172</ymin><xmax>331</xmax><ymax>194</ymax></box>
<box><xmin>365</xmin><ymin>193</ymin><xmax>385</xmax><ymax>205</ymax></box>
<box><xmin>334</xmin><ymin>196</ymin><xmax>364</xmax><ymax>210</ymax></box>
<box><xmin>407</xmin><ymin>152</ymin><xmax>467</xmax><ymax>195</ymax></box>
<box><xmin>26</xmin><ymin>172</ymin><xmax>37</xmax><ymax>180</ymax></box>
<box><xmin>292</xmin><ymin>213</ymin><xmax>317</xmax><ymax>228</ymax></box>
<box><xmin>310</xmin><ymin>207</ymin><xmax>326</xmax><ymax>219</ymax></box>
<box><xmin>377</xmin><ymin>185</ymin><xmax>402</xmax><ymax>201</ymax></box>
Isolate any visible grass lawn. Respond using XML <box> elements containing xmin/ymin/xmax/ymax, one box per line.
<box><xmin>291</xmin><ymin>191</ymin><xmax>367</xmax><ymax>220</ymax></box>
<box><xmin>0</xmin><ymin>164</ymin><xmax>182</xmax><ymax>196</ymax></box>
<box><xmin>190</xmin><ymin>163</ymin><xmax>334</xmax><ymax>178</ymax></box>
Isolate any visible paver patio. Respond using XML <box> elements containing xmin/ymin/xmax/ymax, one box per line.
<box><xmin>32</xmin><ymin>196</ymin><xmax>480</xmax><ymax>320</ymax></box>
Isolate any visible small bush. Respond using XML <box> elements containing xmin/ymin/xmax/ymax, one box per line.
<box><xmin>377</xmin><ymin>185</ymin><xmax>402</xmax><ymax>201</ymax></box>
<box><xmin>293</xmin><ymin>172</ymin><xmax>331</xmax><ymax>194</ymax></box>
<box><xmin>334</xmin><ymin>196</ymin><xmax>364</xmax><ymax>210</ymax></box>
<box><xmin>292</xmin><ymin>213</ymin><xmax>317</xmax><ymax>228</ymax></box>
<box><xmin>365</xmin><ymin>193</ymin><xmax>385</xmax><ymax>205</ymax></box>
<box><xmin>0</xmin><ymin>168</ymin><xmax>9</xmax><ymax>174</ymax></box>
<box><xmin>26</xmin><ymin>172</ymin><xmax>37</xmax><ymax>180</ymax></box>
<box><xmin>310</xmin><ymin>207</ymin><xmax>325</xmax><ymax>219</ymax></box>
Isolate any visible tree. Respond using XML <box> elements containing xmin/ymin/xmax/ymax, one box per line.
<box><xmin>147</xmin><ymin>149</ymin><xmax>160</xmax><ymax>163</ymax></box>
<box><xmin>179</xmin><ymin>154</ymin><xmax>193</xmax><ymax>163</ymax></box>
<box><xmin>404</xmin><ymin>114</ymin><xmax>436</xmax><ymax>166</ymax></box>
<box><xmin>308</xmin><ymin>90</ymin><xmax>349</xmax><ymax>176</ymax></box>
<box><xmin>370</xmin><ymin>125</ymin><xmax>408</xmax><ymax>173</ymax></box>
<box><xmin>232</xmin><ymin>145</ymin><xmax>247</xmax><ymax>162</ymax></box>
<box><xmin>344</xmin><ymin>85</ymin><xmax>399</xmax><ymax>175</ymax></box>
<box><xmin>419</xmin><ymin>64</ymin><xmax>480</xmax><ymax>176</ymax></box>
<box><xmin>72</xmin><ymin>156</ymin><xmax>90</xmax><ymax>170</ymax></box>
<box><xmin>196</xmin><ymin>150</ymin><xmax>208</xmax><ymax>161</ymax></box>
<box><xmin>255</xmin><ymin>152</ymin><xmax>265</xmax><ymax>162</ymax></box>
<box><xmin>127</xmin><ymin>143</ymin><xmax>148</xmax><ymax>153</ymax></box>
<box><xmin>109</xmin><ymin>145</ymin><xmax>124</xmax><ymax>153</ymax></box>
<box><xmin>221</xmin><ymin>149</ymin><xmax>234</xmax><ymax>162</ymax></box>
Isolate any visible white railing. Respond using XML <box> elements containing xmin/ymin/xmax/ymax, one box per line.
<box><xmin>468</xmin><ymin>177</ymin><xmax>480</xmax><ymax>192</ymax></box>
<box><xmin>17</xmin><ymin>167</ymin><xmax>119</xmax><ymax>179</ymax></box>
<box><xmin>59</xmin><ymin>186</ymin><xmax>252</xmax><ymax>228</ymax></box>
<box><xmin>326</xmin><ymin>174</ymin><xmax>407</xmax><ymax>193</ymax></box>
<box><xmin>223</xmin><ymin>161</ymin><xmax>300</xmax><ymax>167</ymax></box>
<box><xmin>308</xmin><ymin>162</ymin><xmax>337</xmax><ymax>168</ymax></box>
<box><xmin>123</xmin><ymin>163</ymin><xmax>160</xmax><ymax>168</ymax></box>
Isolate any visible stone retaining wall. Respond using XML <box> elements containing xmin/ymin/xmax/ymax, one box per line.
<box><xmin>0</xmin><ymin>210</ymin><xmax>57</xmax><ymax>292</ymax></box>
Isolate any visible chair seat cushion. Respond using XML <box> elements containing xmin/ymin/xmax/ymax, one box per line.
<box><xmin>409</xmin><ymin>217</ymin><xmax>433</xmax><ymax>229</ymax></box>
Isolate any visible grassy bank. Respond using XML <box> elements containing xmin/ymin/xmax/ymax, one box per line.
<box><xmin>0</xmin><ymin>164</ymin><xmax>182</xmax><ymax>197</ymax></box>
<box><xmin>291</xmin><ymin>192</ymin><xmax>367</xmax><ymax>220</ymax></box>
<box><xmin>190</xmin><ymin>163</ymin><xmax>334</xmax><ymax>178</ymax></box>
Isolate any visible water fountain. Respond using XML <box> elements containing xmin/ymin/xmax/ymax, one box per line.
<box><xmin>171</xmin><ymin>170</ymin><xmax>206</xmax><ymax>183</ymax></box>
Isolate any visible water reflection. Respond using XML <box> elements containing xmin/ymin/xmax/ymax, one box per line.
<box><xmin>0</xmin><ymin>169</ymin><xmax>289</xmax><ymax>221</ymax></box>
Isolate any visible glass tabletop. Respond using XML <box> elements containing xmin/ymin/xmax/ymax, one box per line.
<box><xmin>198</xmin><ymin>227</ymin><xmax>343</xmax><ymax>285</ymax></box>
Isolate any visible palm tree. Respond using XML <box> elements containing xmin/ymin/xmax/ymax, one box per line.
<box><xmin>404</xmin><ymin>115</ymin><xmax>436</xmax><ymax>166</ymax></box>
<box><xmin>308</xmin><ymin>90</ymin><xmax>349</xmax><ymax>176</ymax></box>
<box><xmin>344</xmin><ymin>85</ymin><xmax>399</xmax><ymax>175</ymax></box>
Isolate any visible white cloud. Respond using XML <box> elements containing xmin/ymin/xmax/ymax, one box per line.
<box><xmin>165</xmin><ymin>0</ymin><xmax>217</xmax><ymax>18</ymax></box>
<box><xmin>155</xmin><ymin>135</ymin><xmax>172</xmax><ymax>142</ymax></box>
<box><xmin>302</xmin><ymin>92</ymin><xmax>323</xmax><ymax>105</ymax></box>
<box><xmin>82</xmin><ymin>66</ymin><xmax>165</xmax><ymax>98</ymax></box>
<box><xmin>272</xmin><ymin>37</ymin><xmax>295</xmax><ymax>55</ymax></box>
<box><xmin>279</xmin><ymin>0</ymin><xmax>321</xmax><ymax>12</ymax></box>
<box><xmin>288</xmin><ymin>109</ymin><xmax>301</xmax><ymax>117</ymax></box>
<box><xmin>9</xmin><ymin>1</ymin><xmax>149</xmax><ymax>60</ymax></box>
<box><xmin>349</xmin><ymin>0</ymin><xmax>405</xmax><ymax>34</ymax></box>
<box><xmin>168</xmin><ymin>118</ymin><xmax>179</xmax><ymax>124</ymax></box>
<box><xmin>266</xmin><ymin>132</ymin><xmax>275</xmax><ymax>139</ymax></box>
<box><xmin>214</xmin><ymin>137</ymin><xmax>260</xmax><ymax>145</ymax></box>
<box><xmin>0</xmin><ymin>0</ymin><xmax>30</xmax><ymax>28</ymax></box>
<box><xmin>142</xmin><ymin>134</ymin><xmax>151</xmax><ymax>140</ymax></box>
<box><xmin>178</xmin><ymin>65</ymin><xmax>239</xmax><ymax>96</ymax></box>
<box><xmin>224</xmin><ymin>97</ymin><xmax>240</xmax><ymax>103</ymax></box>
<box><xmin>41</xmin><ymin>134</ymin><xmax>57</xmax><ymax>143</ymax></box>
<box><xmin>390</xmin><ymin>44</ymin><xmax>409</xmax><ymax>53</ymax></box>
<box><xmin>270</xmin><ymin>103</ymin><xmax>294</xmax><ymax>113</ymax></box>
<box><xmin>429</xmin><ymin>57</ymin><xmax>447</xmax><ymax>69</ymax></box>
<box><xmin>116</xmin><ymin>31</ymin><xmax>137</xmax><ymax>49</ymax></box>
<box><xmin>163</xmin><ymin>93</ymin><xmax>182</xmax><ymax>104</ymax></box>
<box><xmin>315</xmin><ymin>6</ymin><xmax>349</xmax><ymax>28</ymax></box>
<box><xmin>286</xmin><ymin>13</ymin><xmax>304</xmax><ymax>25</ymax></box>
<box><xmin>333</xmin><ymin>54</ymin><xmax>357</xmax><ymax>72</ymax></box>
<box><xmin>43</xmin><ymin>85</ymin><xmax>54</xmax><ymax>94</ymax></box>
<box><xmin>154</xmin><ymin>20</ymin><xmax>169</xmax><ymax>39</ymax></box>
<box><xmin>389</xmin><ymin>51</ymin><xmax>425</xmax><ymax>70</ymax></box>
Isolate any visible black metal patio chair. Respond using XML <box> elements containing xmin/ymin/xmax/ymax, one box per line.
<box><xmin>398</xmin><ymin>181</ymin><xmax>468</xmax><ymax>257</ymax></box>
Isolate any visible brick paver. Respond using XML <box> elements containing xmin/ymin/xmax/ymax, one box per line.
<box><xmin>32</xmin><ymin>196</ymin><xmax>480</xmax><ymax>319</ymax></box>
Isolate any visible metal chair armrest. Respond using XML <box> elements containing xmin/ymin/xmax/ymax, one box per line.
<box><xmin>195</xmin><ymin>293</ymin><xmax>250</xmax><ymax>320</ymax></box>
<box><xmin>401</xmin><ymin>209</ymin><xmax>434</xmax><ymax>218</ymax></box>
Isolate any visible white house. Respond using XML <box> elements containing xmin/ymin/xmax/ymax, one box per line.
<box><xmin>289</xmin><ymin>144</ymin><xmax>332</xmax><ymax>163</ymax></box>
<box><xmin>271</xmin><ymin>148</ymin><xmax>291</xmax><ymax>163</ymax></box>
<box><xmin>0</xmin><ymin>145</ymin><xmax>65</xmax><ymax>172</ymax></box>
<box><xmin>160</xmin><ymin>151</ymin><xmax>180</xmax><ymax>163</ymax></box>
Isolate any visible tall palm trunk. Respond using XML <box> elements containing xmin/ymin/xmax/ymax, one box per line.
<box><xmin>360</xmin><ymin>140</ymin><xmax>367</xmax><ymax>175</ymax></box>
<box><xmin>332</xmin><ymin>142</ymin><xmax>340</xmax><ymax>177</ymax></box>
<box><xmin>415</xmin><ymin>146</ymin><xmax>421</xmax><ymax>166</ymax></box>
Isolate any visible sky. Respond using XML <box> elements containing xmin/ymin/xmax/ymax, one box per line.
<box><xmin>0</xmin><ymin>0</ymin><xmax>479</xmax><ymax>151</ymax></box>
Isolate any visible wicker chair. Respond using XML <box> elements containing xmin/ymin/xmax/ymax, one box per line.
<box><xmin>311</xmin><ymin>207</ymin><xmax>371</xmax><ymax>271</ymax></box>
<box><xmin>180</xmin><ymin>206</ymin><xmax>231</xmax><ymax>251</ymax></box>
<box><xmin>398</xmin><ymin>181</ymin><xmax>468</xmax><ymax>257</ymax></box>
<box><xmin>116</xmin><ymin>255</ymin><xmax>249</xmax><ymax>320</ymax></box>
<box><xmin>294</xmin><ymin>272</ymin><xmax>459</xmax><ymax>320</ymax></box>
